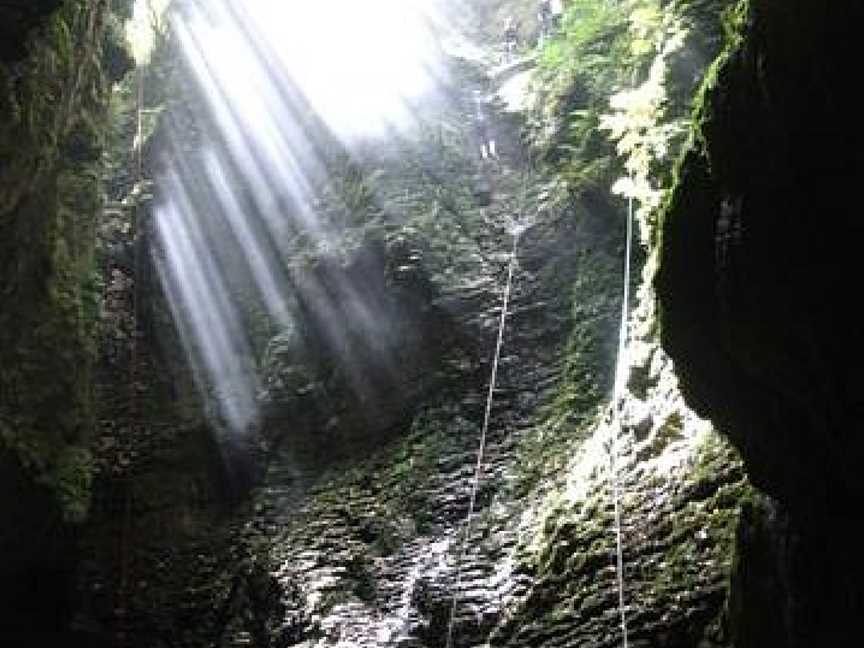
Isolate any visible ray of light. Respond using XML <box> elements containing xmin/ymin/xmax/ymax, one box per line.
<box><xmin>150</xmin><ymin>0</ymin><xmax>466</xmax><ymax>436</ymax></box>
<box><xmin>153</xmin><ymin>175</ymin><xmax>259</xmax><ymax>433</ymax></box>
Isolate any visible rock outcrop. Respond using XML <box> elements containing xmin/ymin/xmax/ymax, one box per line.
<box><xmin>656</xmin><ymin>0</ymin><xmax>864</xmax><ymax>644</ymax></box>
<box><xmin>0</xmin><ymin>0</ymin><xmax>133</xmax><ymax>637</ymax></box>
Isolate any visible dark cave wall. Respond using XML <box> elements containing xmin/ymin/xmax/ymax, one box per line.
<box><xmin>0</xmin><ymin>1</ymin><xmax>65</xmax><ymax>62</ymax></box>
<box><xmin>656</xmin><ymin>0</ymin><xmax>864</xmax><ymax>644</ymax></box>
<box><xmin>657</xmin><ymin>0</ymin><xmax>864</xmax><ymax>511</ymax></box>
<box><xmin>0</xmin><ymin>0</ymin><xmax>132</xmax><ymax>633</ymax></box>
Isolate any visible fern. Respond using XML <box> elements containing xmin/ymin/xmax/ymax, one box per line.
<box><xmin>599</xmin><ymin>6</ymin><xmax>688</xmax><ymax>244</ymax></box>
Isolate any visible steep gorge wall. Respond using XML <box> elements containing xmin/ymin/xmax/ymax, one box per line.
<box><xmin>656</xmin><ymin>0</ymin><xmax>864</xmax><ymax>644</ymax></box>
<box><xmin>0</xmin><ymin>0</ymin><xmax>133</xmax><ymax>634</ymax></box>
<box><xmin>36</xmin><ymin>1</ymin><xmax>766</xmax><ymax>645</ymax></box>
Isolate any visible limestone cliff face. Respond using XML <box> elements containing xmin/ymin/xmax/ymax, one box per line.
<box><xmin>191</xmin><ymin>173</ymin><xmax>750</xmax><ymax>648</ymax></box>
<box><xmin>656</xmin><ymin>0</ymin><xmax>864</xmax><ymax>644</ymax></box>
<box><xmin>98</xmin><ymin>55</ymin><xmax>752</xmax><ymax>648</ymax></box>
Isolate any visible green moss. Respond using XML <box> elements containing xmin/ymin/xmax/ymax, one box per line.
<box><xmin>531</xmin><ymin>0</ymin><xmax>631</xmax><ymax>190</ymax></box>
<box><xmin>647</xmin><ymin>433</ymin><xmax>751</xmax><ymax>599</ymax></box>
<box><xmin>346</xmin><ymin>551</ymin><xmax>377</xmax><ymax>602</ymax></box>
<box><xmin>512</xmin><ymin>242</ymin><xmax>620</xmax><ymax>495</ymax></box>
<box><xmin>0</xmin><ymin>0</ymin><xmax>131</xmax><ymax>525</ymax></box>
<box><xmin>381</xmin><ymin>416</ymin><xmax>469</xmax><ymax>531</ymax></box>
<box><xmin>51</xmin><ymin>445</ymin><xmax>94</xmax><ymax>523</ymax></box>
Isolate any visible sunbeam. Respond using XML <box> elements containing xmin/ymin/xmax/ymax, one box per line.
<box><xmin>176</xmin><ymin>0</ymin><xmax>447</xmax><ymax>141</ymax></box>
<box><xmin>241</xmin><ymin>0</ymin><xmax>444</xmax><ymax>138</ymax></box>
<box><xmin>151</xmin><ymin>0</ymin><xmax>457</xmax><ymax>435</ymax></box>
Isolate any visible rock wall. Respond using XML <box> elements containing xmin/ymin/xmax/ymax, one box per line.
<box><xmin>0</xmin><ymin>0</ymin><xmax>63</xmax><ymax>62</ymax></box>
<box><xmin>126</xmin><ymin>160</ymin><xmax>753</xmax><ymax>648</ymax></box>
<box><xmin>62</xmin><ymin>1</ymin><xmax>761</xmax><ymax>646</ymax></box>
<box><xmin>0</xmin><ymin>0</ymin><xmax>132</xmax><ymax>636</ymax></box>
<box><xmin>656</xmin><ymin>0</ymin><xmax>864</xmax><ymax>644</ymax></box>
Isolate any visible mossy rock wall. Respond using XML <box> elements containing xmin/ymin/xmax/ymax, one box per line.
<box><xmin>657</xmin><ymin>0</ymin><xmax>864</xmax><ymax>512</ymax></box>
<box><xmin>656</xmin><ymin>0</ymin><xmax>864</xmax><ymax>643</ymax></box>
<box><xmin>54</xmin><ymin>0</ymin><xmax>756</xmax><ymax>643</ymax></box>
<box><xmin>0</xmin><ymin>0</ymin><xmax>132</xmax><ymax>634</ymax></box>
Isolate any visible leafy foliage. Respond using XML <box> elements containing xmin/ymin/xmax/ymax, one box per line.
<box><xmin>529</xmin><ymin>0</ymin><xmax>728</xmax><ymax>236</ymax></box>
<box><xmin>529</xmin><ymin>1</ymin><xmax>660</xmax><ymax>199</ymax></box>
<box><xmin>599</xmin><ymin>10</ymin><xmax>688</xmax><ymax>244</ymax></box>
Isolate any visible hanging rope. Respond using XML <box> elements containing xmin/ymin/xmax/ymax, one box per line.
<box><xmin>445</xmin><ymin>147</ymin><xmax>533</xmax><ymax>647</ymax></box>
<box><xmin>609</xmin><ymin>187</ymin><xmax>635</xmax><ymax>648</ymax></box>
<box><xmin>445</xmin><ymin>228</ymin><xmax>519</xmax><ymax>648</ymax></box>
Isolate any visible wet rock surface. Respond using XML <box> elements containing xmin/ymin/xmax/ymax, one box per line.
<box><xmin>235</xmin><ymin>167</ymin><xmax>604</xmax><ymax>647</ymax></box>
<box><xmin>192</xmin><ymin>169</ymin><xmax>751</xmax><ymax>648</ymax></box>
<box><xmin>61</xmin><ymin>3</ymin><xmax>758</xmax><ymax>645</ymax></box>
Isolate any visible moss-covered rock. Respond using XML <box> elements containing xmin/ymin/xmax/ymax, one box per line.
<box><xmin>657</xmin><ymin>0</ymin><xmax>864</xmax><ymax>511</ymax></box>
<box><xmin>0</xmin><ymin>0</ymin><xmax>132</xmax><ymax>635</ymax></box>
<box><xmin>656</xmin><ymin>0</ymin><xmax>864</xmax><ymax>643</ymax></box>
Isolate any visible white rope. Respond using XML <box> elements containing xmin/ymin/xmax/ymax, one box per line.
<box><xmin>609</xmin><ymin>189</ymin><xmax>634</xmax><ymax>648</ymax></box>
<box><xmin>445</xmin><ymin>148</ymin><xmax>534</xmax><ymax>647</ymax></box>
<box><xmin>445</xmin><ymin>228</ymin><xmax>519</xmax><ymax>648</ymax></box>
